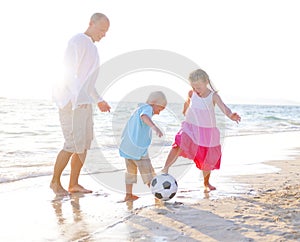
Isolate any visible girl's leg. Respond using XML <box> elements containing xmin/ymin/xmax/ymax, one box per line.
<box><xmin>202</xmin><ymin>170</ymin><xmax>216</xmax><ymax>192</ymax></box>
<box><xmin>161</xmin><ymin>146</ymin><xmax>181</xmax><ymax>173</ymax></box>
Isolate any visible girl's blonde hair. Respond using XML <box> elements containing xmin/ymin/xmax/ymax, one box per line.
<box><xmin>146</xmin><ymin>91</ymin><xmax>167</xmax><ymax>106</ymax></box>
<box><xmin>189</xmin><ymin>69</ymin><xmax>217</xmax><ymax>92</ymax></box>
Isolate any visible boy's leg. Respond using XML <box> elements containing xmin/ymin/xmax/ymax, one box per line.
<box><xmin>136</xmin><ymin>157</ymin><xmax>165</xmax><ymax>207</ymax></box>
<box><xmin>137</xmin><ymin>156</ymin><xmax>156</xmax><ymax>185</ymax></box>
<box><xmin>161</xmin><ymin>146</ymin><xmax>181</xmax><ymax>173</ymax></box>
<box><xmin>124</xmin><ymin>184</ymin><xmax>139</xmax><ymax>201</ymax></box>
<box><xmin>124</xmin><ymin>159</ymin><xmax>139</xmax><ymax>201</ymax></box>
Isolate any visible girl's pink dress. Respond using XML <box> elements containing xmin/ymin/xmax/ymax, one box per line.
<box><xmin>173</xmin><ymin>91</ymin><xmax>221</xmax><ymax>170</ymax></box>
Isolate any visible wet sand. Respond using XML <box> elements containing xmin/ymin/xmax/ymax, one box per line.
<box><xmin>97</xmin><ymin>157</ymin><xmax>300</xmax><ymax>241</ymax></box>
<box><xmin>0</xmin><ymin>132</ymin><xmax>299</xmax><ymax>241</ymax></box>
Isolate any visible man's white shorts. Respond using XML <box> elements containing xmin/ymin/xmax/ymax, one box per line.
<box><xmin>59</xmin><ymin>102</ymin><xmax>93</xmax><ymax>154</ymax></box>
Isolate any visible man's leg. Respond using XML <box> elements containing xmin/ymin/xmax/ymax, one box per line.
<box><xmin>68</xmin><ymin>150</ymin><xmax>92</xmax><ymax>193</ymax></box>
<box><xmin>50</xmin><ymin>149</ymin><xmax>72</xmax><ymax>195</ymax></box>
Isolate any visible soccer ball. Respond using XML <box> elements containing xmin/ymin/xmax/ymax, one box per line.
<box><xmin>150</xmin><ymin>174</ymin><xmax>178</xmax><ymax>201</ymax></box>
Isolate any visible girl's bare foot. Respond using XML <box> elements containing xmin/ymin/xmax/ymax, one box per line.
<box><xmin>68</xmin><ymin>184</ymin><xmax>92</xmax><ymax>193</ymax></box>
<box><xmin>161</xmin><ymin>168</ymin><xmax>168</xmax><ymax>174</ymax></box>
<box><xmin>124</xmin><ymin>194</ymin><xmax>139</xmax><ymax>202</ymax></box>
<box><xmin>50</xmin><ymin>182</ymin><xmax>69</xmax><ymax>196</ymax></box>
<box><xmin>204</xmin><ymin>183</ymin><xmax>216</xmax><ymax>193</ymax></box>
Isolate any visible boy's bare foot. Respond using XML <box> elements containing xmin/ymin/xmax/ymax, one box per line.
<box><xmin>124</xmin><ymin>194</ymin><xmax>139</xmax><ymax>202</ymax></box>
<box><xmin>68</xmin><ymin>184</ymin><xmax>92</xmax><ymax>193</ymax></box>
<box><xmin>126</xmin><ymin>201</ymin><xmax>133</xmax><ymax>210</ymax></box>
<box><xmin>50</xmin><ymin>182</ymin><xmax>69</xmax><ymax>196</ymax></box>
<box><xmin>154</xmin><ymin>198</ymin><xmax>164</xmax><ymax>207</ymax></box>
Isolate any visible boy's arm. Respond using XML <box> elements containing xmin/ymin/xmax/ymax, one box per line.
<box><xmin>141</xmin><ymin>114</ymin><xmax>163</xmax><ymax>137</ymax></box>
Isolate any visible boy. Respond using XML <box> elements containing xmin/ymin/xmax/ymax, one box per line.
<box><xmin>119</xmin><ymin>91</ymin><xmax>167</xmax><ymax>201</ymax></box>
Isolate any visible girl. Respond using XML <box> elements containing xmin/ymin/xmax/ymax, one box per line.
<box><xmin>162</xmin><ymin>69</ymin><xmax>241</xmax><ymax>192</ymax></box>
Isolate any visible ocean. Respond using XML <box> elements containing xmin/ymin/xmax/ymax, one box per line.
<box><xmin>1</xmin><ymin>97</ymin><xmax>300</xmax><ymax>196</ymax></box>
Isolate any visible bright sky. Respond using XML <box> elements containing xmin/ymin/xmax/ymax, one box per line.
<box><xmin>0</xmin><ymin>0</ymin><xmax>299</xmax><ymax>105</ymax></box>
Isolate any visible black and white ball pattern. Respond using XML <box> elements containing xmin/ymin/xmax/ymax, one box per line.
<box><xmin>150</xmin><ymin>174</ymin><xmax>178</xmax><ymax>201</ymax></box>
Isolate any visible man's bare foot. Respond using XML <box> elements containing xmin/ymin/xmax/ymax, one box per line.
<box><xmin>68</xmin><ymin>184</ymin><xmax>92</xmax><ymax>193</ymax></box>
<box><xmin>204</xmin><ymin>184</ymin><xmax>216</xmax><ymax>193</ymax></box>
<box><xmin>124</xmin><ymin>194</ymin><xmax>139</xmax><ymax>202</ymax></box>
<box><xmin>50</xmin><ymin>182</ymin><xmax>69</xmax><ymax>196</ymax></box>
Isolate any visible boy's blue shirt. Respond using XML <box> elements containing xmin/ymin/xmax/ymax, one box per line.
<box><xmin>119</xmin><ymin>103</ymin><xmax>153</xmax><ymax>160</ymax></box>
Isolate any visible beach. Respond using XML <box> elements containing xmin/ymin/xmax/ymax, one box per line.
<box><xmin>98</xmin><ymin>158</ymin><xmax>300</xmax><ymax>242</ymax></box>
<box><xmin>1</xmin><ymin>131</ymin><xmax>299</xmax><ymax>242</ymax></box>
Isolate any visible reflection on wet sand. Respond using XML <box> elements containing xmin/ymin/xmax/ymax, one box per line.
<box><xmin>51</xmin><ymin>193</ymin><xmax>89</xmax><ymax>241</ymax></box>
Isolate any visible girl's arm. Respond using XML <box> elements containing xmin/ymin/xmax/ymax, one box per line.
<box><xmin>213</xmin><ymin>93</ymin><xmax>241</xmax><ymax>123</ymax></box>
<box><xmin>141</xmin><ymin>114</ymin><xmax>163</xmax><ymax>137</ymax></box>
<box><xmin>182</xmin><ymin>90</ymin><xmax>193</xmax><ymax>116</ymax></box>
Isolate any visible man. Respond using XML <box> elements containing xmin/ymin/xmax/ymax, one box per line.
<box><xmin>51</xmin><ymin>13</ymin><xmax>111</xmax><ymax>195</ymax></box>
